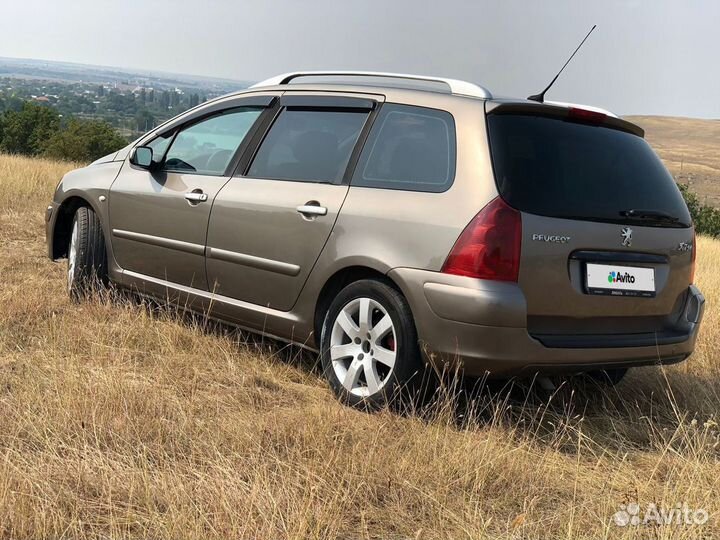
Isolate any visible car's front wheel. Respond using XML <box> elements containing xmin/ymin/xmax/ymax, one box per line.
<box><xmin>67</xmin><ymin>206</ymin><xmax>108</xmax><ymax>300</ymax></box>
<box><xmin>320</xmin><ymin>279</ymin><xmax>429</xmax><ymax>409</ymax></box>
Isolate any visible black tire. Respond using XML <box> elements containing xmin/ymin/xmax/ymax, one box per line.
<box><xmin>320</xmin><ymin>279</ymin><xmax>429</xmax><ymax>409</ymax></box>
<box><xmin>67</xmin><ymin>206</ymin><xmax>108</xmax><ymax>300</ymax></box>
<box><xmin>586</xmin><ymin>367</ymin><xmax>628</xmax><ymax>387</ymax></box>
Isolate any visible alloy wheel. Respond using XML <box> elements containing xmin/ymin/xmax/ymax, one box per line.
<box><xmin>330</xmin><ymin>297</ymin><xmax>397</xmax><ymax>397</ymax></box>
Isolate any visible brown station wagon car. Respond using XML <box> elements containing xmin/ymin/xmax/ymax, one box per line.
<box><xmin>46</xmin><ymin>71</ymin><xmax>705</xmax><ymax>407</ymax></box>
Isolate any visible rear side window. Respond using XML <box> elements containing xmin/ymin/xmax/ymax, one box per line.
<box><xmin>163</xmin><ymin>107</ymin><xmax>263</xmax><ymax>175</ymax></box>
<box><xmin>487</xmin><ymin>114</ymin><xmax>692</xmax><ymax>227</ymax></box>
<box><xmin>352</xmin><ymin>104</ymin><xmax>456</xmax><ymax>192</ymax></box>
<box><xmin>247</xmin><ymin>108</ymin><xmax>369</xmax><ymax>183</ymax></box>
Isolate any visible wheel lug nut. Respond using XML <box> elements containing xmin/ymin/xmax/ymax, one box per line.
<box><xmin>354</xmin><ymin>337</ymin><xmax>361</xmax><ymax>344</ymax></box>
<box><xmin>358</xmin><ymin>353</ymin><xmax>364</xmax><ymax>360</ymax></box>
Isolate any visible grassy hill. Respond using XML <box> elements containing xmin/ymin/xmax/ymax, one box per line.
<box><xmin>0</xmin><ymin>153</ymin><xmax>719</xmax><ymax>538</ymax></box>
<box><xmin>627</xmin><ymin>115</ymin><xmax>720</xmax><ymax>207</ymax></box>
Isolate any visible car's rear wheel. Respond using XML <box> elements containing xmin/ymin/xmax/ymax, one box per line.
<box><xmin>320</xmin><ymin>279</ymin><xmax>428</xmax><ymax>409</ymax></box>
<box><xmin>67</xmin><ymin>206</ymin><xmax>108</xmax><ymax>300</ymax></box>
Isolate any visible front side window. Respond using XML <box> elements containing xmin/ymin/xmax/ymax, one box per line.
<box><xmin>352</xmin><ymin>104</ymin><xmax>456</xmax><ymax>192</ymax></box>
<box><xmin>163</xmin><ymin>107</ymin><xmax>263</xmax><ymax>175</ymax></box>
<box><xmin>247</xmin><ymin>108</ymin><xmax>369</xmax><ymax>183</ymax></box>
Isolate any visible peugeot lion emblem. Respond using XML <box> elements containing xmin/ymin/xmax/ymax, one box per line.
<box><xmin>621</xmin><ymin>227</ymin><xmax>633</xmax><ymax>247</ymax></box>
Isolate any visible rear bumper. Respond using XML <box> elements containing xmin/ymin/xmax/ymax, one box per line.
<box><xmin>389</xmin><ymin>268</ymin><xmax>705</xmax><ymax>377</ymax></box>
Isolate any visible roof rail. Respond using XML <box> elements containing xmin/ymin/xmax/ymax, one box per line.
<box><xmin>251</xmin><ymin>71</ymin><xmax>492</xmax><ymax>99</ymax></box>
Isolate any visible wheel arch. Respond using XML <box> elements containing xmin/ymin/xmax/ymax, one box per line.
<box><xmin>313</xmin><ymin>265</ymin><xmax>403</xmax><ymax>345</ymax></box>
<box><xmin>51</xmin><ymin>196</ymin><xmax>94</xmax><ymax>259</ymax></box>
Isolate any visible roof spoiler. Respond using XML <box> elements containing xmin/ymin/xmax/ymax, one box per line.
<box><xmin>486</xmin><ymin>101</ymin><xmax>644</xmax><ymax>138</ymax></box>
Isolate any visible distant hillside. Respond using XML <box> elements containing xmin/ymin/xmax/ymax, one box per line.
<box><xmin>626</xmin><ymin>115</ymin><xmax>720</xmax><ymax>207</ymax></box>
<box><xmin>0</xmin><ymin>56</ymin><xmax>251</xmax><ymax>93</ymax></box>
<box><xmin>0</xmin><ymin>57</ymin><xmax>253</xmax><ymax>140</ymax></box>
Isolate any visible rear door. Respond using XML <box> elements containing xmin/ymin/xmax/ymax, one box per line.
<box><xmin>486</xmin><ymin>106</ymin><xmax>695</xmax><ymax>338</ymax></box>
<box><xmin>206</xmin><ymin>93</ymin><xmax>382</xmax><ymax>310</ymax></box>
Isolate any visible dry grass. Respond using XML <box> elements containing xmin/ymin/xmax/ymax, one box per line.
<box><xmin>626</xmin><ymin>116</ymin><xmax>720</xmax><ymax>207</ymax></box>
<box><xmin>0</xmin><ymin>152</ymin><xmax>719</xmax><ymax>539</ymax></box>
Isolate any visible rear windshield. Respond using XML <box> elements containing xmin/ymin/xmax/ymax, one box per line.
<box><xmin>487</xmin><ymin>114</ymin><xmax>691</xmax><ymax>227</ymax></box>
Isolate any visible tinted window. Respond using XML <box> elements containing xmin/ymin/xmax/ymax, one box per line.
<box><xmin>247</xmin><ymin>108</ymin><xmax>368</xmax><ymax>183</ymax></box>
<box><xmin>163</xmin><ymin>107</ymin><xmax>263</xmax><ymax>175</ymax></box>
<box><xmin>487</xmin><ymin>114</ymin><xmax>691</xmax><ymax>227</ymax></box>
<box><xmin>352</xmin><ymin>104</ymin><xmax>456</xmax><ymax>192</ymax></box>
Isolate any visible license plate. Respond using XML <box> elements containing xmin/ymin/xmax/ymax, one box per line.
<box><xmin>585</xmin><ymin>263</ymin><xmax>656</xmax><ymax>297</ymax></box>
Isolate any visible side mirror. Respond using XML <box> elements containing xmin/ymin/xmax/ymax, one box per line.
<box><xmin>130</xmin><ymin>146</ymin><xmax>154</xmax><ymax>169</ymax></box>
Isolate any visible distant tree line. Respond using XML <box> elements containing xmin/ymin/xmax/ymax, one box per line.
<box><xmin>0</xmin><ymin>102</ymin><xmax>128</xmax><ymax>162</ymax></box>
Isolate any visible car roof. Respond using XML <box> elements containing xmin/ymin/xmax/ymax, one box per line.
<box><xmin>243</xmin><ymin>71</ymin><xmax>621</xmax><ymax>118</ymax></box>
<box><xmin>145</xmin><ymin>72</ymin><xmax>639</xmax><ymax>143</ymax></box>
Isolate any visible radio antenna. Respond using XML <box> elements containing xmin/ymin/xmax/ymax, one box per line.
<box><xmin>527</xmin><ymin>25</ymin><xmax>597</xmax><ymax>103</ymax></box>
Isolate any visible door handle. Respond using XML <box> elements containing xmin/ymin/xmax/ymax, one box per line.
<box><xmin>185</xmin><ymin>191</ymin><xmax>208</xmax><ymax>203</ymax></box>
<box><xmin>296</xmin><ymin>204</ymin><xmax>328</xmax><ymax>217</ymax></box>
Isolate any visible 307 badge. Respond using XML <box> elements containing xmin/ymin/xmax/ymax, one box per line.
<box><xmin>678</xmin><ymin>241</ymin><xmax>693</xmax><ymax>252</ymax></box>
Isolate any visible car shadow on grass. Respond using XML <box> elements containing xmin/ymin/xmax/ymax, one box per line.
<box><xmin>434</xmin><ymin>366</ymin><xmax>720</xmax><ymax>456</ymax></box>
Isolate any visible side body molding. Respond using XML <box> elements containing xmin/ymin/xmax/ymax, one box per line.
<box><xmin>112</xmin><ymin>230</ymin><xmax>303</xmax><ymax>277</ymax></box>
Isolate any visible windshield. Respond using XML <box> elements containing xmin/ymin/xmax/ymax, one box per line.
<box><xmin>487</xmin><ymin>113</ymin><xmax>692</xmax><ymax>227</ymax></box>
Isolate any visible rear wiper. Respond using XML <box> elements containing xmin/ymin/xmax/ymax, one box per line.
<box><xmin>619</xmin><ymin>209</ymin><xmax>680</xmax><ymax>224</ymax></box>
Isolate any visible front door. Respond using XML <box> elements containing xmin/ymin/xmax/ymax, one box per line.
<box><xmin>206</xmin><ymin>94</ymin><xmax>380</xmax><ymax>310</ymax></box>
<box><xmin>109</xmin><ymin>104</ymin><xmax>267</xmax><ymax>289</ymax></box>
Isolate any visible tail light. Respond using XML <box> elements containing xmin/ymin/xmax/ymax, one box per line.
<box><xmin>690</xmin><ymin>229</ymin><xmax>697</xmax><ymax>284</ymax></box>
<box><xmin>568</xmin><ymin>107</ymin><xmax>607</xmax><ymax>123</ymax></box>
<box><xmin>441</xmin><ymin>197</ymin><xmax>522</xmax><ymax>282</ymax></box>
